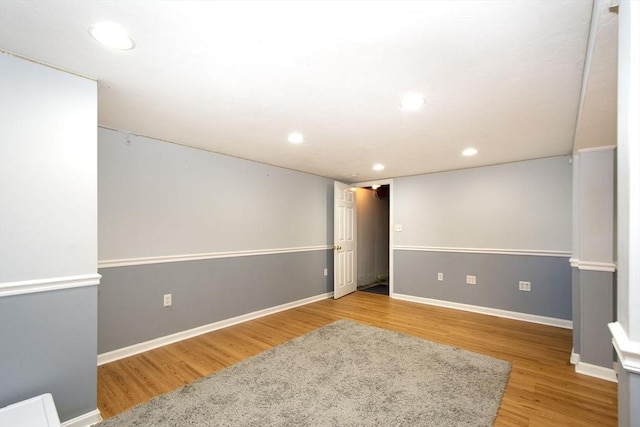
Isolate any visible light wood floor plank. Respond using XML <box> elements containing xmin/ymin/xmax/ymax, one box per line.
<box><xmin>97</xmin><ymin>292</ymin><xmax>617</xmax><ymax>425</ymax></box>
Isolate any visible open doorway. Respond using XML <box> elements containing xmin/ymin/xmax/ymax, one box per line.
<box><xmin>355</xmin><ymin>184</ymin><xmax>390</xmax><ymax>296</ymax></box>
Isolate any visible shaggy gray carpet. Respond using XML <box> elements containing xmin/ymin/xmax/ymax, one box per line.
<box><xmin>99</xmin><ymin>320</ymin><xmax>511</xmax><ymax>426</ymax></box>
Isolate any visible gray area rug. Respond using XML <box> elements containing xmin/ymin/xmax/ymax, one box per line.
<box><xmin>98</xmin><ymin>320</ymin><xmax>511</xmax><ymax>426</ymax></box>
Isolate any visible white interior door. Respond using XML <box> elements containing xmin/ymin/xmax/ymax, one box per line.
<box><xmin>334</xmin><ymin>182</ymin><xmax>357</xmax><ymax>299</ymax></box>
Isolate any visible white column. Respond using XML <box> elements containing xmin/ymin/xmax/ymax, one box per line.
<box><xmin>609</xmin><ymin>1</ymin><xmax>640</xmax><ymax>426</ymax></box>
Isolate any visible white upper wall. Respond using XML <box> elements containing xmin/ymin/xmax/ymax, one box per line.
<box><xmin>393</xmin><ymin>156</ymin><xmax>572</xmax><ymax>252</ymax></box>
<box><xmin>98</xmin><ymin>128</ymin><xmax>333</xmax><ymax>261</ymax></box>
<box><xmin>575</xmin><ymin>148</ymin><xmax>615</xmax><ymax>264</ymax></box>
<box><xmin>0</xmin><ymin>53</ymin><xmax>97</xmax><ymax>283</ymax></box>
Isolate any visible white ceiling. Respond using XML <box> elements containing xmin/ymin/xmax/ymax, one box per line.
<box><xmin>0</xmin><ymin>1</ymin><xmax>618</xmax><ymax>182</ymax></box>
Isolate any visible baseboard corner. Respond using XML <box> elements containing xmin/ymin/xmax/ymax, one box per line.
<box><xmin>570</xmin><ymin>349</ymin><xmax>580</xmax><ymax>365</ymax></box>
<box><xmin>61</xmin><ymin>408</ymin><xmax>102</xmax><ymax>427</ymax></box>
<box><xmin>575</xmin><ymin>361</ymin><xmax>618</xmax><ymax>383</ymax></box>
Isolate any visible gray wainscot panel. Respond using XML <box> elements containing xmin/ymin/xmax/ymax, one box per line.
<box><xmin>0</xmin><ymin>286</ymin><xmax>98</xmax><ymax>422</ymax></box>
<box><xmin>617</xmin><ymin>368</ymin><xmax>640</xmax><ymax>427</ymax></box>
<box><xmin>578</xmin><ymin>270</ymin><xmax>614</xmax><ymax>367</ymax></box>
<box><xmin>572</xmin><ymin>267</ymin><xmax>581</xmax><ymax>352</ymax></box>
<box><xmin>98</xmin><ymin>250</ymin><xmax>333</xmax><ymax>353</ymax></box>
<box><xmin>394</xmin><ymin>251</ymin><xmax>572</xmax><ymax>320</ymax></box>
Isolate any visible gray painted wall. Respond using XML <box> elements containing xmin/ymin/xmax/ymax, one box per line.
<box><xmin>572</xmin><ymin>267</ymin><xmax>581</xmax><ymax>351</ymax></box>
<box><xmin>99</xmin><ymin>251</ymin><xmax>332</xmax><ymax>353</ymax></box>
<box><xmin>577</xmin><ymin>270</ymin><xmax>614</xmax><ymax>366</ymax></box>
<box><xmin>375</xmin><ymin>192</ymin><xmax>390</xmax><ymax>280</ymax></box>
<box><xmin>395</xmin><ymin>251</ymin><xmax>572</xmax><ymax>319</ymax></box>
<box><xmin>617</xmin><ymin>369</ymin><xmax>640</xmax><ymax>427</ymax></box>
<box><xmin>98</xmin><ymin>128</ymin><xmax>334</xmax><ymax>354</ymax></box>
<box><xmin>393</xmin><ymin>156</ymin><xmax>572</xmax><ymax>320</ymax></box>
<box><xmin>571</xmin><ymin>149</ymin><xmax>615</xmax><ymax>370</ymax></box>
<box><xmin>356</xmin><ymin>188</ymin><xmax>389</xmax><ymax>286</ymax></box>
<box><xmin>0</xmin><ymin>53</ymin><xmax>98</xmax><ymax>422</ymax></box>
<box><xmin>0</xmin><ymin>288</ymin><xmax>97</xmax><ymax>421</ymax></box>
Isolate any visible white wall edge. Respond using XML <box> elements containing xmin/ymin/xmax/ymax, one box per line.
<box><xmin>609</xmin><ymin>321</ymin><xmax>640</xmax><ymax>374</ymax></box>
<box><xmin>394</xmin><ymin>245</ymin><xmax>571</xmax><ymax>258</ymax></box>
<box><xmin>0</xmin><ymin>274</ymin><xmax>101</xmax><ymax>298</ymax></box>
<box><xmin>97</xmin><ymin>291</ymin><xmax>334</xmax><ymax>365</ymax></box>
<box><xmin>60</xmin><ymin>408</ymin><xmax>102</xmax><ymax>427</ymax></box>
<box><xmin>570</xmin><ymin>343</ymin><xmax>618</xmax><ymax>383</ymax></box>
<box><xmin>391</xmin><ymin>293</ymin><xmax>573</xmax><ymax>329</ymax></box>
<box><xmin>575</xmin><ymin>361</ymin><xmax>618</xmax><ymax>383</ymax></box>
<box><xmin>569</xmin><ymin>258</ymin><xmax>617</xmax><ymax>272</ymax></box>
<box><xmin>98</xmin><ymin>245</ymin><xmax>332</xmax><ymax>268</ymax></box>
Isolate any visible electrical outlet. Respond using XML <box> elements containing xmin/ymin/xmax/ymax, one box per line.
<box><xmin>437</xmin><ymin>272</ymin><xmax>444</xmax><ymax>281</ymax></box>
<box><xmin>323</xmin><ymin>268</ymin><xmax>328</xmax><ymax>277</ymax></box>
<box><xmin>466</xmin><ymin>275</ymin><xmax>476</xmax><ymax>285</ymax></box>
<box><xmin>163</xmin><ymin>294</ymin><xmax>172</xmax><ymax>307</ymax></box>
<box><xmin>519</xmin><ymin>281</ymin><xmax>531</xmax><ymax>292</ymax></box>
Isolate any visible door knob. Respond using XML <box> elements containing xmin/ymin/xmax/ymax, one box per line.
<box><xmin>334</xmin><ymin>245</ymin><xmax>342</xmax><ymax>251</ymax></box>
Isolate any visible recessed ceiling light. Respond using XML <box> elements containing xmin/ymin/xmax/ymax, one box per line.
<box><xmin>89</xmin><ymin>22</ymin><xmax>135</xmax><ymax>50</ymax></box>
<box><xmin>372</xmin><ymin>163</ymin><xmax>385</xmax><ymax>171</ymax></box>
<box><xmin>288</xmin><ymin>132</ymin><xmax>304</xmax><ymax>144</ymax></box>
<box><xmin>462</xmin><ymin>148</ymin><xmax>478</xmax><ymax>156</ymax></box>
<box><xmin>400</xmin><ymin>93</ymin><xmax>425</xmax><ymax>111</ymax></box>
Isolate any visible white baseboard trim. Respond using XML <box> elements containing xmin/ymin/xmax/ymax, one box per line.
<box><xmin>0</xmin><ymin>274</ymin><xmax>101</xmax><ymax>298</ymax></box>
<box><xmin>575</xmin><ymin>361</ymin><xmax>618</xmax><ymax>383</ymax></box>
<box><xmin>391</xmin><ymin>293</ymin><xmax>573</xmax><ymax>329</ymax></box>
<box><xmin>98</xmin><ymin>291</ymin><xmax>334</xmax><ymax>365</ymax></box>
<box><xmin>569</xmin><ymin>349</ymin><xmax>618</xmax><ymax>382</ymax></box>
<box><xmin>61</xmin><ymin>408</ymin><xmax>102</xmax><ymax>427</ymax></box>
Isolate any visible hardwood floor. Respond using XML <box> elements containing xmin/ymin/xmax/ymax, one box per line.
<box><xmin>98</xmin><ymin>292</ymin><xmax>617</xmax><ymax>426</ymax></box>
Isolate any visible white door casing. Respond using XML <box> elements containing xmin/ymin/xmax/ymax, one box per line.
<box><xmin>334</xmin><ymin>182</ymin><xmax>357</xmax><ymax>299</ymax></box>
